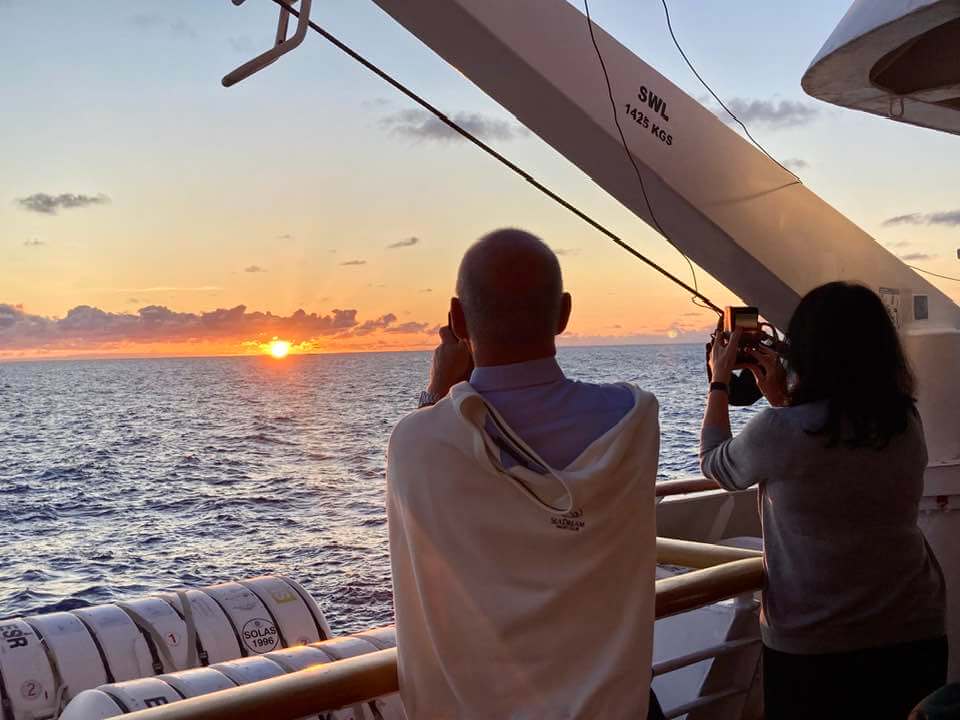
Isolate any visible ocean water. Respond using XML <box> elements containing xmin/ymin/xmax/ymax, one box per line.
<box><xmin>0</xmin><ymin>345</ymin><xmax>759</xmax><ymax>634</ymax></box>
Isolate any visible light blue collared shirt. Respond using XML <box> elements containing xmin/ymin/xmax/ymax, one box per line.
<box><xmin>470</xmin><ymin>356</ymin><xmax>635</xmax><ymax>470</ymax></box>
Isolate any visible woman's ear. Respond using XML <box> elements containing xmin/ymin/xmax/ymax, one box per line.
<box><xmin>556</xmin><ymin>292</ymin><xmax>572</xmax><ymax>335</ymax></box>
<box><xmin>450</xmin><ymin>297</ymin><xmax>469</xmax><ymax>341</ymax></box>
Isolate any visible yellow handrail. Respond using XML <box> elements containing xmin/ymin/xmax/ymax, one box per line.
<box><xmin>655</xmin><ymin>557</ymin><xmax>763</xmax><ymax>619</ymax></box>
<box><xmin>656</xmin><ymin>536</ymin><xmax>762</xmax><ymax>569</ymax></box>
<box><xmin>655</xmin><ymin>477</ymin><xmax>722</xmax><ymax>497</ymax></box>
<box><xmin>119</xmin><ymin>555</ymin><xmax>764</xmax><ymax>720</ymax></box>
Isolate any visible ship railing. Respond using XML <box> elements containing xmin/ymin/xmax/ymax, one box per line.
<box><xmin>119</xmin><ymin>538</ymin><xmax>763</xmax><ymax>720</ymax></box>
<box><xmin>655</xmin><ymin>477</ymin><xmax>722</xmax><ymax>497</ymax></box>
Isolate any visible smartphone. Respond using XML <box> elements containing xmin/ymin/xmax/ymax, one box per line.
<box><xmin>723</xmin><ymin>306</ymin><xmax>759</xmax><ymax>336</ymax></box>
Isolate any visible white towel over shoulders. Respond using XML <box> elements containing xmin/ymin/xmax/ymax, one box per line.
<box><xmin>387</xmin><ymin>381</ymin><xmax>660</xmax><ymax>719</ymax></box>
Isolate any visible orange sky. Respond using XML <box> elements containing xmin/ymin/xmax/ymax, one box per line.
<box><xmin>3</xmin><ymin>2</ymin><xmax>958</xmax><ymax>361</ymax></box>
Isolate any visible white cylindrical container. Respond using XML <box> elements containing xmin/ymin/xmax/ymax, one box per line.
<box><xmin>158</xmin><ymin>667</ymin><xmax>236</xmax><ymax>698</ymax></box>
<box><xmin>202</xmin><ymin>582</ymin><xmax>281</xmax><ymax>656</ymax></box>
<box><xmin>354</xmin><ymin>626</ymin><xmax>397</xmax><ymax>651</ymax></box>
<box><xmin>208</xmin><ymin>655</ymin><xmax>286</xmax><ymax>685</ymax></box>
<box><xmin>315</xmin><ymin>634</ymin><xmax>405</xmax><ymax>720</ymax></box>
<box><xmin>58</xmin><ymin>689</ymin><xmax>125</xmax><ymax>720</ymax></box>
<box><xmin>98</xmin><ymin>677</ymin><xmax>181</xmax><ymax>711</ymax></box>
<box><xmin>314</xmin><ymin>636</ymin><xmax>380</xmax><ymax>661</ymax></box>
<box><xmin>24</xmin><ymin>611</ymin><xmax>109</xmax><ymax>700</ymax></box>
<box><xmin>280</xmin><ymin>577</ymin><xmax>333</xmax><ymax>640</ymax></box>
<box><xmin>73</xmin><ymin>605</ymin><xmax>154</xmax><ymax>682</ymax></box>
<box><xmin>242</xmin><ymin>577</ymin><xmax>321</xmax><ymax>648</ymax></box>
<box><xmin>119</xmin><ymin>598</ymin><xmax>191</xmax><ymax>672</ymax></box>
<box><xmin>0</xmin><ymin>618</ymin><xmax>58</xmax><ymax>720</ymax></box>
<box><xmin>154</xmin><ymin>589</ymin><xmax>241</xmax><ymax>664</ymax></box>
<box><xmin>265</xmin><ymin>645</ymin><xmax>332</xmax><ymax>673</ymax></box>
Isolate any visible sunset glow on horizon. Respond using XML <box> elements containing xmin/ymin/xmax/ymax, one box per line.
<box><xmin>2</xmin><ymin>2</ymin><xmax>957</xmax><ymax>362</ymax></box>
<box><xmin>269</xmin><ymin>340</ymin><xmax>291</xmax><ymax>359</ymax></box>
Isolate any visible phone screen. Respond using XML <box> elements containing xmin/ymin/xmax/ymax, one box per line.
<box><xmin>734</xmin><ymin>309</ymin><xmax>759</xmax><ymax>330</ymax></box>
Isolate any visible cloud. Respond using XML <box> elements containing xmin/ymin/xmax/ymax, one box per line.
<box><xmin>244</xmin><ymin>265</ymin><xmax>267</xmax><ymax>273</ymax></box>
<box><xmin>340</xmin><ymin>260</ymin><xmax>366</xmax><ymax>266</ymax></box>
<box><xmin>900</xmin><ymin>252</ymin><xmax>935</xmax><ymax>261</ymax></box>
<box><xmin>0</xmin><ymin>303</ymin><xmax>361</xmax><ymax>350</ymax></box>
<box><xmin>381</xmin><ymin>109</ymin><xmax>528</xmax><ymax>143</ymax></box>
<box><xmin>23</xmin><ymin>239</ymin><xmax>45</xmax><ymax>247</ymax></box>
<box><xmin>553</xmin><ymin>247</ymin><xmax>580</xmax><ymax>257</ymax></box>
<box><xmin>928</xmin><ymin>211</ymin><xmax>960</xmax><ymax>226</ymax></box>
<box><xmin>130</xmin><ymin>14</ymin><xmax>197</xmax><ymax>38</ymax></box>
<box><xmin>783</xmin><ymin>158</ymin><xmax>808</xmax><ymax>171</ymax></box>
<box><xmin>714</xmin><ymin>98</ymin><xmax>819</xmax><ymax>129</ymax></box>
<box><xmin>883</xmin><ymin>210</ymin><xmax>960</xmax><ymax>227</ymax></box>
<box><xmin>16</xmin><ymin>193</ymin><xmax>110</xmax><ymax>215</ymax></box>
<box><xmin>419</xmin><ymin>288</ymin><xmax>433</xmax><ymax>293</ymax></box>
<box><xmin>387</xmin><ymin>237</ymin><xmax>419</xmax><ymax>249</ymax></box>
<box><xmin>385</xmin><ymin>321</ymin><xmax>431</xmax><ymax>334</ymax></box>
<box><xmin>276</xmin><ymin>233</ymin><xmax>294</xmax><ymax>240</ymax></box>
<box><xmin>352</xmin><ymin>313</ymin><xmax>397</xmax><ymax>336</ymax></box>
<box><xmin>883</xmin><ymin>213</ymin><xmax>923</xmax><ymax>227</ymax></box>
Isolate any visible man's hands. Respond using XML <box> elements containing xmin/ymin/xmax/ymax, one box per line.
<box><xmin>427</xmin><ymin>323</ymin><xmax>473</xmax><ymax>399</ymax></box>
<box><xmin>745</xmin><ymin>345</ymin><xmax>789</xmax><ymax>407</ymax></box>
<box><xmin>709</xmin><ymin>326</ymin><xmax>742</xmax><ymax>386</ymax></box>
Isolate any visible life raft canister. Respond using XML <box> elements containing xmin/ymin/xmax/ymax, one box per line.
<box><xmin>58</xmin><ymin>628</ymin><xmax>403</xmax><ymax>720</ymax></box>
<box><xmin>0</xmin><ymin>575</ymin><xmax>331</xmax><ymax>720</ymax></box>
<box><xmin>152</xmin><ymin>589</ymin><xmax>240</xmax><ymax>664</ymax></box>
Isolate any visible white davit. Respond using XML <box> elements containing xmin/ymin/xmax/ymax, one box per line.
<box><xmin>0</xmin><ymin>575</ymin><xmax>332</xmax><ymax>720</ymax></box>
<box><xmin>59</xmin><ymin>628</ymin><xmax>405</xmax><ymax>720</ymax></box>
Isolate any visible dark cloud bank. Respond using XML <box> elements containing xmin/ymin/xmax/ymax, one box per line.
<box><xmin>0</xmin><ymin>303</ymin><xmax>433</xmax><ymax>350</ymax></box>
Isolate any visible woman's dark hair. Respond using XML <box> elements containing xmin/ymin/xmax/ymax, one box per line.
<box><xmin>786</xmin><ymin>282</ymin><xmax>916</xmax><ymax>448</ymax></box>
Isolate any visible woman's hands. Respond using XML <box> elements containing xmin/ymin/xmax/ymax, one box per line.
<box><xmin>745</xmin><ymin>345</ymin><xmax>789</xmax><ymax>407</ymax></box>
<box><xmin>709</xmin><ymin>327</ymin><xmax>742</xmax><ymax>386</ymax></box>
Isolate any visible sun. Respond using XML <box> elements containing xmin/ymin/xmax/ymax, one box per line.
<box><xmin>268</xmin><ymin>340</ymin><xmax>291</xmax><ymax>359</ymax></box>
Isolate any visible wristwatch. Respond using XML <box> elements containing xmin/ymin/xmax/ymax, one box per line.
<box><xmin>709</xmin><ymin>381</ymin><xmax>729</xmax><ymax>394</ymax></box>
<box><xmin>418</xmin><ymin>390</ymin><xmax>442</xmax><ymax>408</ymax></box>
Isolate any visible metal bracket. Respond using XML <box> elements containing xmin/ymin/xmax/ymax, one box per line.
<box><xmin>222</xmin><ymin>0</ymin><xmax>313</xmax><ymax>87</ymax></box>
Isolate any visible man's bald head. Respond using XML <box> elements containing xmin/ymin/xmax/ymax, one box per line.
<box><xmin>455</xmin><ymin>228</ymin><xmax>568</xmax><ymax>351</ymax></box>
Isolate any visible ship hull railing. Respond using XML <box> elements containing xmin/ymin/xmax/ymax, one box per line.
<box><xmin>117</xmin><ymin>539</ymin><xmax>763</xmax><ymax>720</ymax></box>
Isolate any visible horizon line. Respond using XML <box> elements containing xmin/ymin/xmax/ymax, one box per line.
<box><xmin>0</xmin><ymin>340</ymin><xmax>705</xmax><ymax>365</ymax></box>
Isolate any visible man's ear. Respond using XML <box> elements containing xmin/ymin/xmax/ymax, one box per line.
<box><xmin>556</xmin><ymin>292</ymin><xmax>572</xmax><ymax>335</ymax></box>
<box><xmin>450</xmin><ymin>297</ymin><xmax>469</xmax><ymax>341</ymax></box>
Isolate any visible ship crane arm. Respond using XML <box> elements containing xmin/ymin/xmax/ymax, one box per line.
<box><xmin>224</xmin><ymin>0</ymin><xmax>960</xmax><ymax>490</ymax></box>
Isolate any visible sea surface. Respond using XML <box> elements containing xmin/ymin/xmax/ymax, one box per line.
<box><xmin>0</xmin><ymin>345</ymin><xmax>760</xmax><ymax>634</ymax></box>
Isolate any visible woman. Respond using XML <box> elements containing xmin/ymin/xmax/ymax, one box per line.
<box><xmin>701</xmin><ymin>282</ymin><xmax>947</xmax><ymax>719</ymax></box>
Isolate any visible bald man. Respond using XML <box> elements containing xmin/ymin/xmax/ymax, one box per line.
<box><xmin>387</xmin><ymin>229</ymin><xmax>662</xmax><ymax>719</ymax></box>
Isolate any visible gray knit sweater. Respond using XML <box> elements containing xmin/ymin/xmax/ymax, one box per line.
<box><xmin>700</xmin><ymin>401</ymin><xmax>945</xmax><ymax>654</ymax></box>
